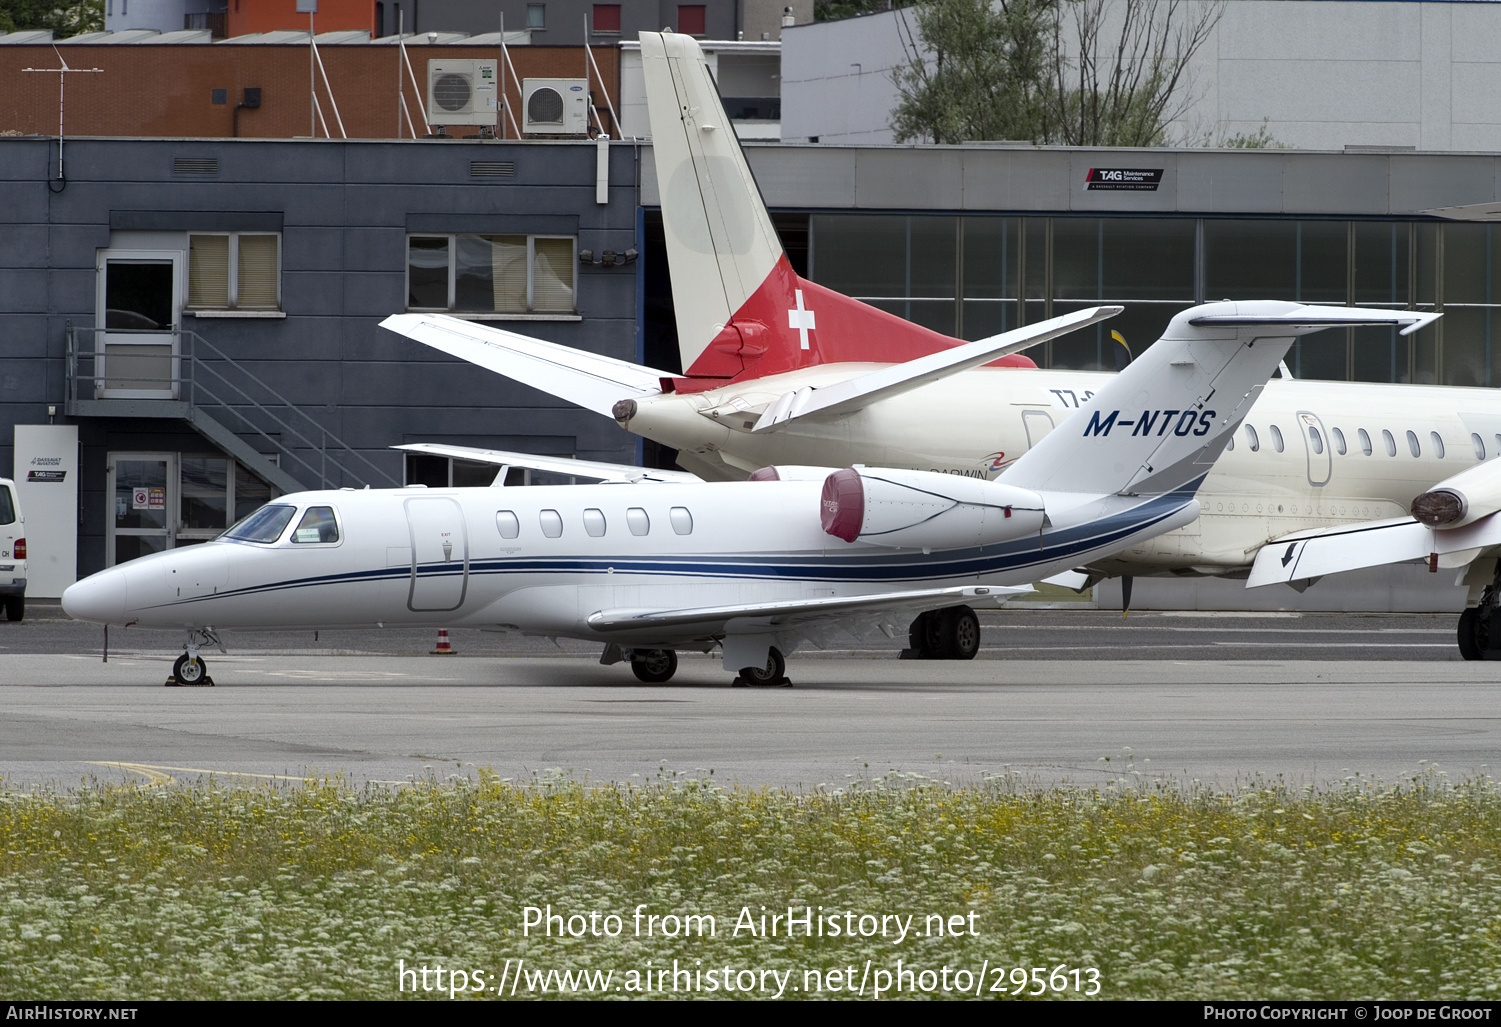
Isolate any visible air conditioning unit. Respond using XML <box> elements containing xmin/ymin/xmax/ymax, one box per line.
<box><xmin>427</xmin><ymin>59</ymin><xmax>498</xmax><ymax>127</ymax></box>
<box><xmin>523</xmin><ymin>78</ymin><xmax>590</xmax><ymax>136</ymax></box>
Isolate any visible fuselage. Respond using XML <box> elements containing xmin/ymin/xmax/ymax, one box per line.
<box><xmin>61</xmin><ymin>478</ymin><xmax>1197</xmax><ymax>643</ymax></box>
<box><xmin>626</xmin><ymin>367</ymin><xmax>1497</xmax><ymax>577</ymax></box>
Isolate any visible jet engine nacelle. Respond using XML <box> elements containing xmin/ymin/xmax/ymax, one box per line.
<box><xmin>1411</xmin><ymin>459</ymin><xmax>1501</xmax><ymax>529</ymax></box>
<box><xmin>820</xmin><ymin>466</ymin><xmax>1046</xmax><ymax>549</ymax></box>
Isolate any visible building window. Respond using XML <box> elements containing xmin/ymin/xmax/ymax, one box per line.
<box><xmin>188</xmin><ymin>233</ymin><xmax>280</xmax><ymax>310</ymax></box>
<box><xmin>677</xmin><ymin>5</ymin><xmax>705</xmax><ymax>34</ymax></box>
<box><xmin>407</xmin><ymin>234</ymin><xmax>575</xmax><ymax>315</ymax></box>
<box><xmin>592</xmin><ymin>4</ymin><xmax>620</xmax><ymax>32</ymax></box>
<box><xmin>527</xmin><ymin>3</ymin><xmax>545</xmax><ymax>29</ymax></box>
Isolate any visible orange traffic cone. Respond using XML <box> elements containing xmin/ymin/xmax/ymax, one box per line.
<box><xmin>432</xmin><ymin>628</ymin><xmax>455</xmax><ymax>655</ymax></box>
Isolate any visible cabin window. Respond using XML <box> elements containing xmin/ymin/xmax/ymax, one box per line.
<box><xmin>1406</xmin><ymin>430</ymin><xmax>1420</xmax><ymax>458</ymax></box>
<box><xmin>627</xmin><ymin>507</ymin><xmax>650</xmax><ymax>536</ymax></box>
<box><xmin>670</xmin><ymin>506</ymin><xmax>693</xmax><ymax>535</ymax></box>
<box><xmin>1245</xmin><ymin>425</ymin><xmax>1260</xmax><ymax>452</ymax></box>
<box><xmin>1269</xmin><ymin>425</ymin><xmax>1284</xmax><ymax>453</ymax></box>
<box><xmin>1224</xmin><ymin>433</ymin><xmax>1234</xmax><ymax>451</ymax></box>
<box><xmin>1308</xmin><ymin>426</ymin><xmax>1324</xmax><ymax>455</ymax></box>
<box><xmin>222</xmin><ymin>503</ymin><xmax>295</xmax><ymax>543</ymax></box>
<box><xmin>1431</xmin><ymin>432</ymin><xmax>1445</xmax><ymax>459</ymax></box>
<box><xmin>1473</xmin><ymin>434</ymin><xmax>1487</xmax><ymax>460</ymax></box>
<box><xmin>1382</xmin><ymin>430</ymin><xmax>1397</xmax><ymax>457</ymax></box>
<box><xmin>1332</xmin><ymin>427</ymin><xmax>1347</xmax><ymax>455</ymax></box>
<box><xmin>290</xmin><ymin>506</ymin><xmax>339</xmax><ymax>544</ymax></box>
<box><xmin>496</xmin><ymin>511</ymin><xmax>520</xmax><ymax>539</ymax></box>
<box><xmin>1358</xmin><ymin>428</ymin><xmax>1373</xmax><ymax>456</ymax></box>
<box><xmin>583</xmin><ymin>508</ymin><xmax>607</xmax><ymax>537</ymax></box>
<box><xmin>540</xmin><ymin>509</ymin><xmax>563</xmax><ymax>538</ymax></box>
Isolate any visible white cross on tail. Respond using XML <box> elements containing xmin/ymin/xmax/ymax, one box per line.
<box><xmin>788</xmin><ymin>289</ymin><xmax>816</xmax><ymax>349</ymax></box>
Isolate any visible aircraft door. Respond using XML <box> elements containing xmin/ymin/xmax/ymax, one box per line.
<box><xmin>405</xmin><ymin>497</ymin><xmax>469</xmax><ymax>612</ymax></box>
<box><xmin>1297</xmin><ymin>411</ymin><xmax>1332</xmax><ymax>487</ymax></box>
<box><xmin>1022</xmin><ymin>409</ymin><xmax>1055</xmax><ymax>451</ymax></box>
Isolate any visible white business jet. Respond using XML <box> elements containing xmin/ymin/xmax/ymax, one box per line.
<box><xmin>380</xmin><ymin>32</ymin><xmax>1497</xmax><ymax>658</ymax></box>
<box><xmin>63</xmin><ymin>298</ymin><xmax>1429</xmax><ymax>685</ymax></box>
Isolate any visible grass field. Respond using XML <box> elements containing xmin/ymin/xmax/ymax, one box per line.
<box><xmin>1</xmin><ymin>764</ymin><xmax>1498</xmax><ymax>1000</ymax></box>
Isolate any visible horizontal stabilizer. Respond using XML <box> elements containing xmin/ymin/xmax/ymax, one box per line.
<box><xmin>394</xmin><ymin>443</ymin><xmax>699</xmax><ymax>484</ymax></box>
<box><xmin>380</xmin><ymin>314</ymin><xmax>667</xmax><ymax>418</ymax></box>
<box><xmin>1248</xmin><ymin>513</ymin><xmax>1501</xmax><ymax>588</ymax></box>
<box><xmin>752</xmin><ymin>306</ymin><xmax>1121</xmax><ymax>431</ymax></box>
<box><xmin>1190</xmin><ymin>308</ymin><xmax>1440</xmax><ymax>336</ymax></box>
<box><xmin>586</xmin><ymin>584</ymin><xmax>1029</xmax><ymax>633</ymax></box>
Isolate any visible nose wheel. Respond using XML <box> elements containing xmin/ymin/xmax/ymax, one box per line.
<box><xmin>168</xmin><ymin>628</ymin><xmax>221</xmax><ymax>686</ymax></box>
<box><xmin>171</xmin><ymin>653</ymin><xmax>211</xmax><ymax>686</ymax></box>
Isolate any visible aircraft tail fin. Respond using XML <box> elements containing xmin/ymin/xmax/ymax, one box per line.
<box><xmin>1002</xmin><ymin>302</ymin><xmax>1441</xmax><ymax>499</ymax></box>
<box><xmin>642</xmin><ymin>31</ymin><xmax>1036</xmax><ymax>387</ymax></box>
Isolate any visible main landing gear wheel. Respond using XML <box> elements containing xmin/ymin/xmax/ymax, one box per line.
<box><xmin>1459</xmin><ymin>606</ymin><xmax>1489</xmax><ymax>662</ymax></box>
<box><xmin>630</xmin><ymin>649</ymin><xmax>678</xmax><ymax>683</ymax></box>
<box><xmin>171</xmin><ymin>653</ymin><xmax>210</xmax><ymax>686</ymax></box>
<box><xmin>734</xmin><ymin>647</ymin><xmax>788</xmax><ymax>687</ymax></box>
<box><xmin>905</xmin><ymin>605</ymin><xmax>980</xmax><ymax>660</ymax></box>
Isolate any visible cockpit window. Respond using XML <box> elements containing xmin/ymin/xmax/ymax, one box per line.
<box><xmin>221</xmin><ymin>504</ymin><xmax>296</xmax><ymax>543</ymax></box>
<box><xmin>290</xmin><ymin>506</ymin><xmax>340</xmax><ymax>544</ymax></box>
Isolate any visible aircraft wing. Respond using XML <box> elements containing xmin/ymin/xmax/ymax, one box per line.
<box><xmin>394</xmin><ymin>443</ymin><xmax>700</xmax><ymax>484</ymax></box>
<box><xmin>585</xmin><ymin>584</ymin><xmax>1029</xmax><ymax>633</ymax></box>
<box><xmin>752</xmin><ymin>306</ymin><xmax>1121</xmax><ymax>431</ymax></box>
<box><xmin>380</xmin><ymin>313</ymin><xmax>669</xmax><ymax>418</ymax></box>
<box><xmin>1247</xmin><ymin>513</ymin><xmax>1501</xmax><ymax>588</ymax></box>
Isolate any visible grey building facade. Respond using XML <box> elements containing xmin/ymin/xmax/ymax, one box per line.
<box><xmin>1</xmin><ymin>135</ymin><xmax>642</xmax><ymax>582</ymax></box>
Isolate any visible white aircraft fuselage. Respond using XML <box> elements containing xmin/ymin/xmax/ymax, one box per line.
<box><xmin>60</xmin><ymin>478</ymin><xmax>1193</xmax><ymax>667</ymax></box>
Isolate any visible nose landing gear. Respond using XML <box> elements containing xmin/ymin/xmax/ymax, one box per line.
<box><xmin>168</xmin><ymin>628</ymin><xmax>222</xmax><ymax>686</ymax></box>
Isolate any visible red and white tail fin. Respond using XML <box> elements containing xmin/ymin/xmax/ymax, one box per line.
<box><xmin>643</xmin><ymin>31</ymin><xmax>1028</xmax><ymax>388</ymax></box>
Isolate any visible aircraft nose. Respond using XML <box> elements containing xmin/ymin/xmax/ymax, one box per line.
<box><xmin>62</xmin><ymin>569</ymin><xmax>128</xmax><ymax>624</ymax></box>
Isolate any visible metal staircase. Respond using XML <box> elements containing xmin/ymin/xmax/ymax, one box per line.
<box><xmin>64</xmin><ymin>325</ymin><xmax>400</xmax><ymax>495</ymax></box>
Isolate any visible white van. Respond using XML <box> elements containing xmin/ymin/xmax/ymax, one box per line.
<box><xmin>0</xmin><ymin>477</ymin><xmax>25</xmax><ymax>621</ymax></box>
